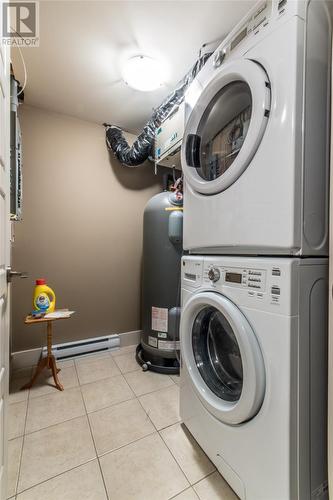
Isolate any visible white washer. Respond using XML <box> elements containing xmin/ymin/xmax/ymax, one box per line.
<box><xmin>180</xmin><ymin>255</ymin><xmax>328</xmax><ymax>500</ymax></box>
<box><xmin>182</xmin><ymin>0</ymin><xmax>331</xmax><ymax>256</ymax></box>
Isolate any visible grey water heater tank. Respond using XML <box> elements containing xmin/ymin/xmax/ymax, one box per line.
<box><xmin>137</xmin><ymin>190</ymin><xmax>183</xmax><ymax>374</ymax></box>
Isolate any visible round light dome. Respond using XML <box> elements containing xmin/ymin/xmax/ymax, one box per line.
<box><xmin>122</xmin><ymin>55</ymin><xmax>165</xmax><ymax>92</ymax></box>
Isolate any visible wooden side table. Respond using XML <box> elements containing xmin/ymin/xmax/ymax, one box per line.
<box><xmin>21</xmin><ymin>312</ymin><xmax>72</xmax><ymax>392</ymax></box>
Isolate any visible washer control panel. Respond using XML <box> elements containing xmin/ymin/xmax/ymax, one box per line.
<box><xmin>182</xmin><ymin>257</ymin><xmax>300</xmax><ymax>313</ymax></box>
<box><xmin>242</xmin><ymin>268</ymin><xmax>266</xmax><ymax>291</ymax></box>
<box><xmin>207</xmin><ymin>266</ymin><xmax>221</xmax><ymax>283</ymax></box>
<box><xmin>204</xmin><ymin>265</ymin><xmax>267</xmax><ymax>292</ymax></box>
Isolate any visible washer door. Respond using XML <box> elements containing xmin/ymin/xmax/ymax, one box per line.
<box><xmin>181</xmin><ymin>292</ymin><xmax>265</xmax><ymax>425</ymax></box>
<box><xmin>182</xmin><ymin>59</ymin><xmax>271</xmax><ymax>195</ymax></box>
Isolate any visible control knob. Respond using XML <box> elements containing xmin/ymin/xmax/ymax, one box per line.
<box><xmin>213</xmin><ymin>50</ymin><xmax>226</xmax><ymax>68</ymax></box>
<box><xmin>208</xmin><ymin>267</ymin><xmax>220</xmax><ymax>283</ymax></box>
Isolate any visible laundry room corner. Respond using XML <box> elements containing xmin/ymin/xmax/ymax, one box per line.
<box><xmin>10</xmin><ymin>104</ymin><xmax>161</xmax><ymax>354</ymax></box>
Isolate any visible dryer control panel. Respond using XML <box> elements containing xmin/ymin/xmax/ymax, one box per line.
<box><xmin>207</xmin><ymin>0</ymin><xmax>303</xmax><ymax>76</ymax></box>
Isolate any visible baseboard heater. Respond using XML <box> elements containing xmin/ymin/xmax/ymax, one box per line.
<box><xmin>42</xmin><ymin>334</ymin><xmax>120</xmax><ymax>361</ymax></box>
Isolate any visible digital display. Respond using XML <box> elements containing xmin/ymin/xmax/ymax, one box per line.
<box><xmin>225</xmin><ymin>272</ymin><xmax>242</xmax><ymax>284</ymax></box>
<box><xmin>230</xmin><ymin>27</ymin><xmax>247</xmax><ymax>51</ymax></box>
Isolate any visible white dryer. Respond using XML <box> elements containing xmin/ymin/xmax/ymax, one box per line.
<box><xmin>180</xmin><ymin>255</ymin><xmax>328</xmax><ymax>500</ymax></box>
<box><xmin>182</xmin><ymin>0</ymin><xmax>331</xmax><ymax>256</ymax></box>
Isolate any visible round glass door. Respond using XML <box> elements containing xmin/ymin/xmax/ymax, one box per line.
<box><xmin>180</xmin><ymin>291</ymin><xmax>265</xmax><ymax>425</ymax></box>
<box><xmin>192</xmin><ymin>306</ymin><xmax>243</xmax><ymax>402</ymax></box>
<box><xmin>197</xmin><ymin>82</ymin><xmax>252</xmax><ymax>182</ymax></box>
<box><xmin>182</xmin><ymin>59</ymin><xmax>271</xmax><ymax>195</ymax></box>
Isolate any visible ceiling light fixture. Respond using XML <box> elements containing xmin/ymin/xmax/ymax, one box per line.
<box><xmin>122</xmin><ymin>55</ymin><xmax>166</xmax><ymax>92</ymax></box>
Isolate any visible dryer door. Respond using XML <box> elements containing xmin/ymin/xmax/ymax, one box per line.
<box><xmin>182</xmin><ymin>59</ymin><xmax>271</xmax><ymax>195</ymax></box>
<box><xmin>181</xmin><ymin>291</ymin><xmax>265</xmax><ymax>424</ymax></box>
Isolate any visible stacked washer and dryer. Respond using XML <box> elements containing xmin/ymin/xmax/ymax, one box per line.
<box><xmin>179</xmin><ymin>1</ymin><xmax>331</xmax><ymax>499</ymax></box>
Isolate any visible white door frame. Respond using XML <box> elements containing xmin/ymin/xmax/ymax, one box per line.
<box><xmin>0</xmin><ymin>3</ymin><xmax>11</xmax><ymax>497</ymax></box>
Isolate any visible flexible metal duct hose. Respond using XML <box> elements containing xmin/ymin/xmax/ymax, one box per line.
<box><xmin>104</xmin><ymin>52</ymin><xmax>212</xmax><ymax>167</ymax></box>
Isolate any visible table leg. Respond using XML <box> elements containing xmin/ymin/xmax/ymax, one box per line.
<box><xmin>21</xmin><ymin>356</ymin><xmax>48</xmax><ymax>390</ymax></box>
<box><xmin>47</xmin><ymin>321</ymin><xmax>64</xmax><ymax>391</ymax></box>
<box><xmin>50</xmin><ymin>355</ymin><xmax>64</xmax><ymax>391</ymax></box>
<box><xmin>47</xmin><ymin>321</ymin><xmax>52</xmax><ymax>368</ymax></box>
<box><xmin>21</xmin><ymin>320</ymin><xmax>64</xmax><ymax>391</ymax></box>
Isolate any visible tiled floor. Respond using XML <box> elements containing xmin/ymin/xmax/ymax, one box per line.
<box><xmin>8</xmin><ymin>346</ymin><xmax>239</xmax><ymax>500</ymax></box>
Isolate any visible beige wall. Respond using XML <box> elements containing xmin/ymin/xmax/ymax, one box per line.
<box><xmin>11</xmin><ymin>105</ymin><xmax>161</xmax><ymax>352</ymax></box>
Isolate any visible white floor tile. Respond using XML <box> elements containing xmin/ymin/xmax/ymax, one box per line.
<box><xmin>8</xmin><ymin>401</ymin><xmax>27</xmax><ymax>440</ymax></box>
<box><xmin>7</xmin><ymin>436</ymin><xmax>23</xmax><ymax>498</ymax></box>
<box><xmin>81</xmin><ymin>374</ymin><xmax>134</xmax><ymax>413</ymax></box>
<box><xmin>100</xmin><ymin>432</ymin><xmax>189</xmax><ymax>500</ymax></box>
<box><xmin>113</xmin><ymin>352</ymin><xmax>140</xmax><ymax>374</ymax></box>
<box><xmin>75</xmin><ymin>352</ymin><xmax>111</xmax><ymax>365</ymax></box>
<box><xmin>170</xmin><ymin>374</ymin><xmax>180</xmax><ymax>386</ymax></box>
<box><xmin>194</xmin><ymin>471</ymin><xmax>239</xmax><ymax>500</ymax></box>
<box><xmin>125</xmin><ymin>370</ymin><xmax>174</xmax><ymax>397</ymax></box>
<box><xmin>110</xmin><ymin>345</ymin><xmax>136</xmax><ymax>358</ymax></box>
<box><xmin>18</xmin><ymin>416</ymin><xmax>96</xmax><ymax>492</ymax></box>
<box><xmin>16</xmin><ymin>460</ymin><xmax>107</xmax><ymax>500</ymax></box>
<box><xmin>171</xmin><ymin>487</ymin><xmax>199</xmax><ymax>500</ymax></box>
<box><xmin>29</xmin><ymin>366</ymin><xmax>79</xmax><ymax>399</ymax></box>
<box><xmin>8</xmin><ymin>356</ymin><xmax>230</xmax><ymax>500</ymax></box>
<box><xmin>139</xmin><ymin>384</ymin><xmax>180</xmax><ymax>430</ymax></box>
<box><xmin>11</xmin><ymin>367</ymin><xmax>33</xmax><ymax>381</ymax></box>
<box><xmin>9</xmin><ymin>377</ymin><xmax>29</xmax><ymax>404</ymax></box>
<box><xmin>76</xmin><ymin>356</ymin><xmax>120</xmax><ymax>385</ymax></box>
<box><xmin>26</xmin><ymin>387</ymin><xmax>85</xmax><ymax>434</ymax></box>
<box><xmin>89</xmin><ymin>398</ymin><xmax>155</xmax><ymax>455</ymax></box>
<box><xmin>55</xmin><ymin>359</ymin><xmax>75</xmax><ymax>368</ymax></box>
<box><xmin>160</xmin><ymin>423</ymin><xmax>215</xmax><ymax>485</ymax></box>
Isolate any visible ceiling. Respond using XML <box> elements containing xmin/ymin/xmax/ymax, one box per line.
<box><xmin>11</xmin><ymin>0</ymin><xmax>255</xmax><ymax>133</ymax></box>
